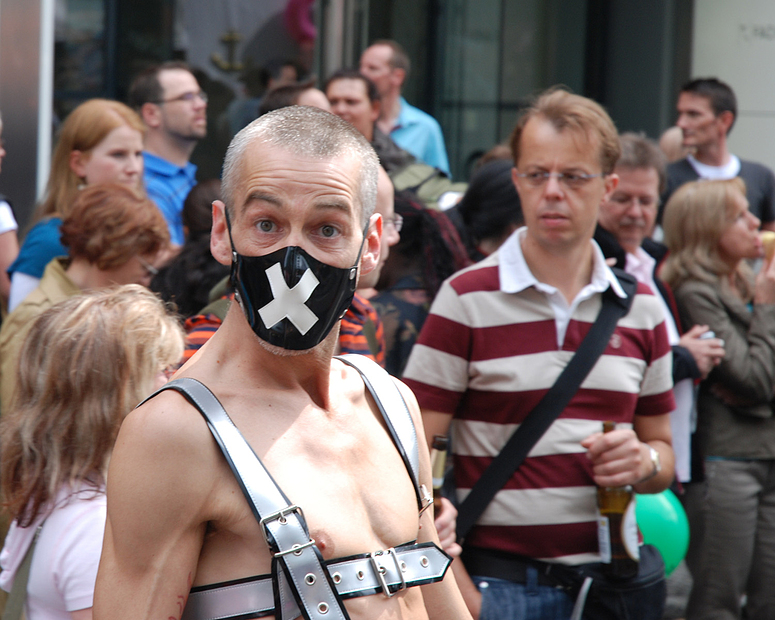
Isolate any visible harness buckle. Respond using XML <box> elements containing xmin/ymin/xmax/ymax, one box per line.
<box><xmin>274</xmin><ymin>538</ymin><xmax>317</xmax><ymax>558</ymax></box>
<box><xmin>418</xmin><ymin>484</ymin><xmax>434</xmax><ymax>517</ymax></box>
<box><xmin>370</xmin><ymin>548</ymin><xmax>405</xmax><ymax>597</ymax></box>
<box><xmin>259</xmin><ymin>504</ymin><xmax>305</xmax><ymax>540</ymax></box>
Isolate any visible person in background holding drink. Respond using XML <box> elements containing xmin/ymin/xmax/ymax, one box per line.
<box><xmin>661</xmin><ymin>178</ymin><xmax>775</xmax><ymax>620</ymax></box>
<box><xmin>404</xmin><ymin>88</ymin><xmax>675</xmax><ymax>620</ymax></box>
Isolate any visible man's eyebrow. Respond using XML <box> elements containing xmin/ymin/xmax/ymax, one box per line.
<box><xmin>245</xmin><ymin>192</ymin><xmax>282</xmax><ymax>207</ymax></box>
<box><xmin>315</xmin><ymin>199</ymin><xmax>352</xmax><ymax>214</ymax></box>
<box><xmin>243</xmin><ymin>193</ymin><xmax>354</xmax><ymax>215</ymax></box>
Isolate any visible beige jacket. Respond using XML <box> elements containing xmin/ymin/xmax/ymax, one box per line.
<box><xmin>0</xmin><ymin>259</ymin><xmax>79</xmax><ymax>413</ymax></box>
<box><xmin>674</xmin><ymin>278</ymin><xmax>775</xmax><ymax>460</ymax></box>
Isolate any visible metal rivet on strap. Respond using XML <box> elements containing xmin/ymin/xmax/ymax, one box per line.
<box><xmin>318</xmin><ymin>602</ymin><xmax>329</xmax><ymax>614</ymax></box>
<box><xmin>420</xmin><ymin>556</ymin><xmax>429</xmax><ymax>568</ymax></box>
<box><xmin>356</xmin><ymin>570</ymin><xmax>365</xmax><ymax>580</ymax></box>
<box><xmin>332</xmin><ymin>572</ymin><xmax>342</xmax><ymax>584</ymax></box>
<box><xmin>400</xmin><ymin>561</ymin><xmax>407</xmax><ymax>572</ymax></box>
<box><xmin>305</xmin><ymin>573</ymin><xmax>316</xmax><ymax>585</ymax></box>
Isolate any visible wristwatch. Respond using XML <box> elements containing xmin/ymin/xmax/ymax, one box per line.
<box><xmin>638</xmin><ymin>445</ymin><xmax>661</xmax><ymax>483</ymax></box>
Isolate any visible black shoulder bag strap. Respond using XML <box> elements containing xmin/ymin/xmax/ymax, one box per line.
<box><xmin>456</xmin><ymin>270</ymin><xmax>638</xmax><ymax>541</ymax></box>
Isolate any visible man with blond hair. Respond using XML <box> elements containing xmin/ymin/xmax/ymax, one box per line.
<box><xmin>404</xmin><ymin>89</ymin><xmax>676</xmax><ymax>619</ymax></box>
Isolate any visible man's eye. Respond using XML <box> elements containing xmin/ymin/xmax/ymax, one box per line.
<box><xmin>563</xmin><ymin>173</ymin><xmax>582</xmax><ymax>183</ymax></box>
<box><xmin>258</xmin><ymin>220</ymin><xmax>275</xmax><ymax>232</ymax></box>
<box><xmin>320</xmin><ymin>225</ymin><xmax>338</xmax><ymax>238</ymax></box>
<box><xmin>527</xmin><ymin>172</ymin><xmax>545</xmax><ymax>181</ymax></box>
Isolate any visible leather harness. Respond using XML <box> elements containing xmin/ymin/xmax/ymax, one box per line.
<box><xmin>143</xmin><ymin>355</ymin><xmax>451</xmax><ymax>620</ymax></box>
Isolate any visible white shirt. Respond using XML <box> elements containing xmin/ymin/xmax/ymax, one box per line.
<box><xmin>624</xmin><ymin>246</ymin><xmax>694</xmax><ymax>482</ymax></box>
<box><xmin>687</xmin><ymin>153</ymin><xmax>741</xmax><ymax>180</ymax></box>
<box><xmin>499</xmin><ymin>227</ymin><xmax>626</xmax><ymax>348</ymax></box>
<box><xmin>0</xmin><ymin>484</ymin><xmax>106</xmax><ymax>620</ymax></box>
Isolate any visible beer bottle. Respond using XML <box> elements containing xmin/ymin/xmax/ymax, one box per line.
<box><xmin>429</xmin><ymin>435</ymin><xmax>449</xmax><ymax>511</ymax></box>
<box><xmin>596</xmin><ymin>421</ymin><xmax>639</xmax><ymax>579</ymax></box>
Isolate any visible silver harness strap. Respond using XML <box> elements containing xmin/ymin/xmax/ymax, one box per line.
<box><xmin>148</xmin><ymin>355</ymin><xmax>448</xmax><ymax>620</ymax></box>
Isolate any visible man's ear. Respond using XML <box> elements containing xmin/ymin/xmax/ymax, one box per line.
<box><xmin>370</xmin><ymin>100</ymin><xmax>381</xmax><ymax>124</ymax></box>
<box><xmin>359</xmin><ymin>213</ymin><xmax>382</xmax><ymax>276</ymax></box>
<box><xmin>140</xmin><ymin>102</ymin><xmax>162</xmax><ymax>129</ymax></box>
<box><xmin>717</xmin><ymin>110</ymin><xmax>735</xmax><ymax>135</ymax></box>
<box><xmin>391</xmin><ymin>67</ymin><xmax>406</xmax><ymax>89</ymax></box>
<box><xmin>210</xmin><ymin>200</ymin><xmax>233</xmax><ymax>266</ymax></box>
<box><xmin>601</xmin><ymin>172</ymin><xmax>619</xmax><ymax>204</ymax></box>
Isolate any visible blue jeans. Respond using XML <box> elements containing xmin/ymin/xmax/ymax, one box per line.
<box><xmin>475</xmin><ymin>567</ymin><xmax>575</xmax><ymax>620</ymax></box>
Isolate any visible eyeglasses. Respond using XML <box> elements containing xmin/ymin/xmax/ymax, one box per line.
<box><xmin>515</xmin><ymin>170</ymin><xmax>603</xmax><ymax>190</ymax></box>
<box><xmin>609</xmin><ymin>193</ymin><xmax>659</xmax><ymax>209</ymax></box>
<box><xmin>385</xmin><ymin>214</ymin><xmax>403</xmax><ymax>232</ymax></box>
<box><xmin>137</xmin><ymin>255</ymin><xmax>159</xmax><ymax>277</ymax></box>
<box><xmin>154</xmin><ymin>91</ymin><xmax>208</xmax><ymax>105</ymax></box>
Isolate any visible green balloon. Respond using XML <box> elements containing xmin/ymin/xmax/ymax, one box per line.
<box><xmin>635</xmin><ymin>489</ymin><xmax>689</xmax><ymax>576</ymax></box>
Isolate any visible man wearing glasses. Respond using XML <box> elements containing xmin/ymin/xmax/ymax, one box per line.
<box><xmin>129</xmin><ymin>62</ymin><xmax>208</xmax><ymax>245</ymax></box>
<box><xmin>404</xmin><ymin>89</ymin><xmax>676</xmax><ymax>619</ymax></box>
<box><xmin>595</xmin><ymin>132</ymin><xmax>724</xmax><ymax>489</ymax></box>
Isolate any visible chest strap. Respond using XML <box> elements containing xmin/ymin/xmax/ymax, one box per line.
<box><xmin>182</xmin><ymin>541</ymin><xmax>450</xmax><ymax>620</ymax></box>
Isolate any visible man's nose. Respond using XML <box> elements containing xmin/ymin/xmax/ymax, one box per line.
<box><xmin>543</xmin><ymin>173</ymin><xmax>564</xmax><ymax>198</ymax></box>
<box><xmin>624</xmin><ymin>199</ymin><xmax>643</xmax><ymax>218</ymax></box>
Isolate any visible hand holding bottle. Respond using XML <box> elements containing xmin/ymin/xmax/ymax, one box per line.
<box><xmin>580</xmin><ymin>425</ymin><xmax>651</xmax><ymax>488</ymax></box>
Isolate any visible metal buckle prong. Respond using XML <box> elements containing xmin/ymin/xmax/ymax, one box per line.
<box><xmin>386</xmin><ymin>548</ymin><xmax>406</xmax><ymax>592</ymax></box>
<box><xmin>370</xmin><ymin>551</ymin><xmax>392</xmax><ymax>597</ymax></box>
<box><xmin>418</xmin><ymin>484</ymin><xmax>434</xmax><ymax>516</ymax></box>
<box><xmin>274</xmin><ymin>539</ymin><xmax>317</xmax><ymax>558</ymax></box>
<box><xmin>370</xmin><ymin>548</ymin><xmax>405</xmax><ymax>597</ymax></box>
<box><xmin>259</xmin><ymin>504</ymin><xmax>304</xmax><ymax>539</ymax></box>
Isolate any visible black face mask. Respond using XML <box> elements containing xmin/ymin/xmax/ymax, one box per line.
<box><xmin>226</xmin><ymin>213</ymin><xmax>365</xmax><ymax>351</ymax></box>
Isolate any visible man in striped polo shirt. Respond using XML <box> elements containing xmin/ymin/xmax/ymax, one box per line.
<box><xmin>403</xmin><ymin>89</ymin><xmax>676</xmax><ymax>619</ymax></box>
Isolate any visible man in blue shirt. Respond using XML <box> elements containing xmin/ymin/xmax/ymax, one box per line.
<box><xmin>129</xmin><ymin>62</ymin><xmax>207</xmax><ymax>245</ymax></box>
<box><xmin>360</xmin><ymin>40</ymin><xmax>450</xmax><ymax>176</ymax></box>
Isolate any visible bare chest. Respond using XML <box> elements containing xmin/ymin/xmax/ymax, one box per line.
<box><xmin>192</xmin><ymin>401</ymin><xmax>420</xmax><ymax>587</ymax></box>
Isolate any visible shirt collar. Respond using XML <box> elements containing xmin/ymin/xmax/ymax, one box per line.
<box><xmin>143</xmin><ymin>151</ymin><xmax>197</xmax><ymax>179</ymax></box>
<box><xmin>498</xmin><ymin>226</ymin><xmax>626</xmax><ymax>298</ymax></box>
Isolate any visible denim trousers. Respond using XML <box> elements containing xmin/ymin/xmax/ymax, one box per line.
<box><xmin>475</xmin><ymin>567</ymin><xmax>575</xmax><ymax>620</ymax></box>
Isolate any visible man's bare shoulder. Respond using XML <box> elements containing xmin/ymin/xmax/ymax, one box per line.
<box><xmin>121</xmin><ymin>387</ymin><xmax>209</xmax><ymax>447</ymax></box>
<box><xmin>113</xmin><ymin>386</ymin><xmax>224</xmax><ymax>501</ymax></box>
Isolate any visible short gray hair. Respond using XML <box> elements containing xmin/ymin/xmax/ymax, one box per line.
<box><xmin>617</xmin><ymin>132</ymin><xmax>667</xmax><ymax>194</ymax></box>
<box><xmin>221</xmin><ymin>106</ymin><xmax>379</xmax><ymax>225</ymax></box>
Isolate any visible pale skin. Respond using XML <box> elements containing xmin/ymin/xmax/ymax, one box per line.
<box><xmin>93</xmin><ymin>142</ymin><xmax>470</xmax><ymax>620</ymax></box>
<box><xmin>421</xmin><ymin>117</ymin><xmax>674</xmax><ymax>618</ymax></box>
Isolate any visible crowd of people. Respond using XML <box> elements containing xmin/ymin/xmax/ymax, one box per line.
<box><xmin>0</xmin><ymin>38</ymin><xmax>768</xmax><ymax>620</ymax></box>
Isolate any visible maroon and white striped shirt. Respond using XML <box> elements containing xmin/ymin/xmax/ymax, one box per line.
<box><xmin>404</xmin><ymin>232</ymin><xmax>674</xmax><ymax>565</ymax></box>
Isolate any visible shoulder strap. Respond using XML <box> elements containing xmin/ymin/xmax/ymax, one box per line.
<box><xmin>335</xmin><ymin>354</ymin><xmax>426</xmax><ymax>511</ymax></box>
<box><xmin>456</xmin><ymin>273</ymin><xmax>637</xmax><ymax>540</ymax></box>
<box><xmin>145</xmin><ymin>378</ymin><xmax>350</xmax><ymax>620</ymax></box>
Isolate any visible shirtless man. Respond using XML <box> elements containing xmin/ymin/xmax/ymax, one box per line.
<box><xmin>93</xmin><ymin>106</ymin><xmax>469</xmax><ymax>620</ymax></box>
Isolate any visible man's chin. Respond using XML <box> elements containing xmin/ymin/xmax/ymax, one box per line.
<box><xmin>257</xmin><ymin>337</ymin><xmax>315</xmax><ymax>357</ymax></box>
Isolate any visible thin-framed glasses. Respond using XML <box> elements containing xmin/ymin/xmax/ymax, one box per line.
<box><xmin>155</xmin><ymin>91</ymin><xmax>209</xmax><ymax>105</ymax></box>
<box><xmin>137</xmin><ymin>255</ymin><xmax>159</xmax><ymax>277</ymax></box>
<box><xmin>515</xmin><ymin>170</ymin><xmax>603</xmax><ymax>190</ymax></box>
<box><xmin>386</xmin><ymin>214</ymin><xmax>403</xmax><ymax>232</ymax></box>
